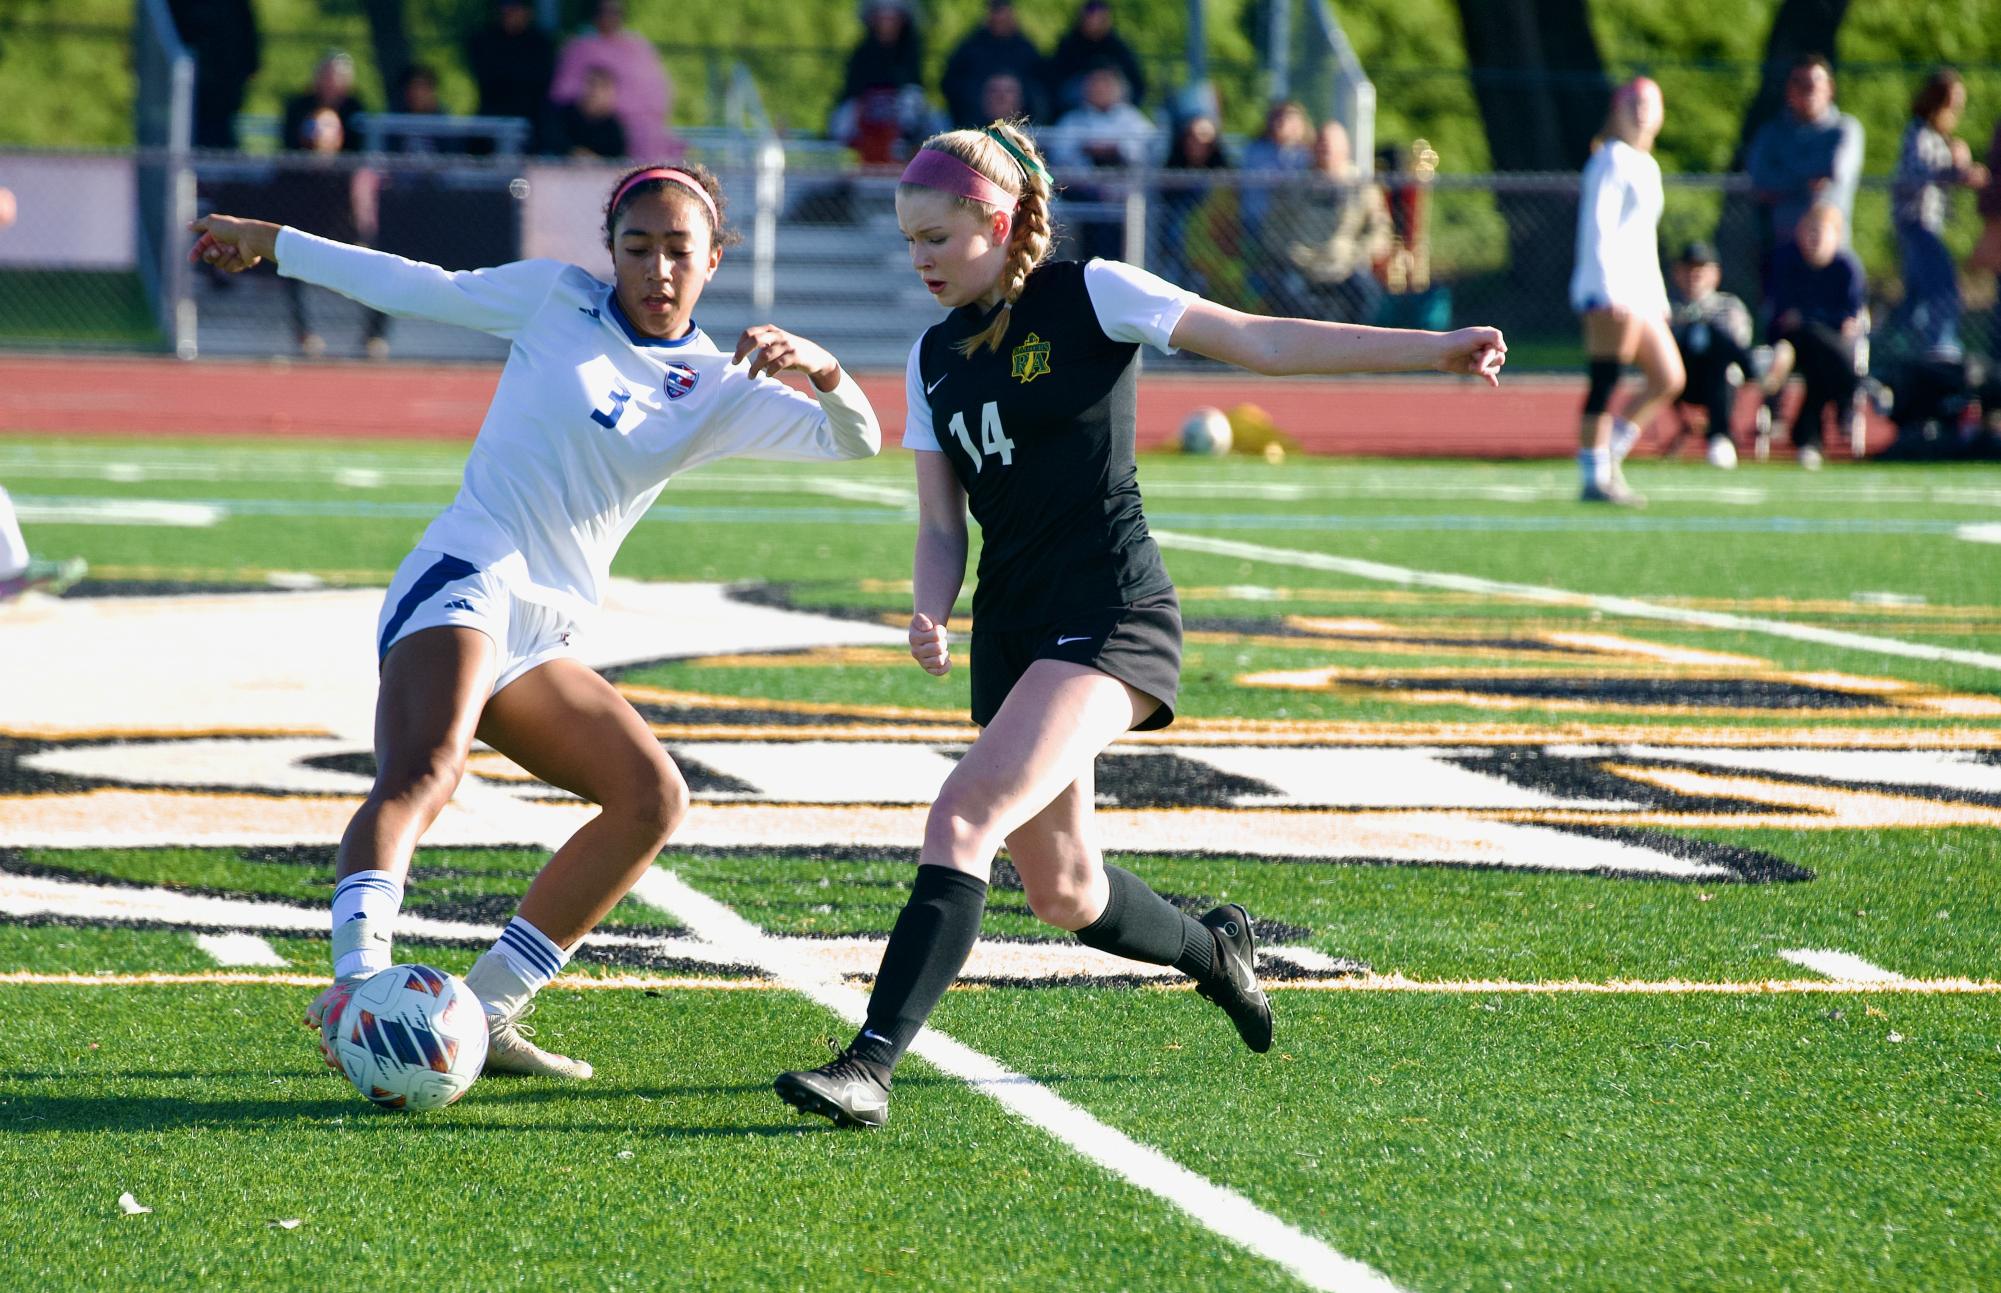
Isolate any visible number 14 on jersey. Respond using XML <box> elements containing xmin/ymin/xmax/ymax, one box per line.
<box><xmin>948</xmin><ymin>401</ymin><xmax>1015</xmax><ymax>470</ymax></box>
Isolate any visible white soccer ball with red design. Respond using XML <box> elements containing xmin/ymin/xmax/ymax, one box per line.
<box><xmin>330</xmin><ymin>964</ymin><xmax>488</xmax><ymax>1110</ymax></box>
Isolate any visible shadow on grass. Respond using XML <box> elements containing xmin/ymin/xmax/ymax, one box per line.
<box><xmin>0</xmin><ymin>1090</ymin><xmax>857</xmax><ymax>1139</ymax></box>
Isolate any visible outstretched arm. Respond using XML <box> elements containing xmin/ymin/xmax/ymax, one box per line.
<box><xmin>1168</xmin><ymin>298</ymin><xmax>1507</xmax><ymax>385</ymax></box>
<box><xmin>188</xmin><ymin>215</ymin><xmax>562</xmax><ymax>338</ymax></box>
<box><xmin>703</xmin><ymin>325</ymin><xmax>881</xmax><ymax>463</ymax></box>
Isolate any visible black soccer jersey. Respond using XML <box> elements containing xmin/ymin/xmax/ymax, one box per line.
<box><xmin>906</xmin><ymin>259</ymin><xmax>1193</xmax><ymax>629</ymax></box>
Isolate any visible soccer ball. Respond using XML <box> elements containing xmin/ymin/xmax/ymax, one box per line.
<box><xmin>328</xmin><ymin>964</ymin><xmax>488</xmax><ymax>1111</ymax></box>
<box><xmin>1178</xmin><ymin>406</ymin><xmax>1234</xmax><ymax>456</ymax></box>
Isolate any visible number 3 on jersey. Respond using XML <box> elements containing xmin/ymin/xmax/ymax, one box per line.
<box><xmin>947</xmin><ymin>402</ymin><xmax>1015</xmax><ymax>471</ymax></box>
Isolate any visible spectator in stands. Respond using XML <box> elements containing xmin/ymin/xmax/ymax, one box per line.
<box><xmin>1763</xmin><ymin>202</ymin><xmax>1867</xmax><ymax>469</ymax></box>
<box><xmin>549</xmin><ymin>0</ymin><xmax>677</xmax><ymax>161</ymax></box>
<box><xmin>1746</xmin><ymin>54</ymin><xmax>1863</xmax><ymax>256</ymax></box>
<box><xmin>1890</xmin><ymin>68</ymin><xmax>1990</xmax><ymax>358</ymax></box>
<box><xmin>1276</xmin><ymin>121</ymin><xmax>1392</xmax><ymax>325</ymax></box>
<box><xmin>555</xmin><ymin>67</ymin><xmax>629</xmax><ymax>159</ymax></box>
<box><xmin>1048</xmin><ymin>68</ymin><xmax>1154</xmax><ymax>168</ymax></box>
<box><xmin>466</xmin><ymin>0</ymin><xmax>556</xmax><ymax>154</ymax></box>
<box><xmin>1978</xmin><ymin>117</ymin><xmax>2001</xmax><ymax>355</ymax></box>
<box><xmin>1239</xmin><ymin>100</ymin><xmax>1311</xmax><ymax>240</ymax></box>
<box><xmin>1045</xmin><ymin>0</ymin><xmax>1145</xmax><ymax>116</ymax></box>
<box><xmin>276</xmin><ymin>106</ymin><xmax>389</xmax><ymax>359</ymax></box>
<box><xmin>377</xmin><ymin>64</ymin><xmax>463</xmax><ymax>154</ymax></box>
<box><xmin>978</xmin><ymin>72</ymin><xmax>1028</xmax><ymax>125</ymax></box>
<box><xmin>283</xmin><ymin>51</ymin><xmax>366</xmax><ymax>155</ymax></box>
<box><xmin>1668</xmin><ymin>240</ymin><xmax>1759</xmax><ymax>468</ymax></box>
<box><xmin>831</xmin><ymin>0</ymin><xmax>935</xmax><ymax>164</ymax></box>
<box><xmin>1048</xmin><ymin>67</ymin><xmax>1154</xmax><ymax>259</ymax></box>
<box><xmin>943</xmin><ymin>0</ymin><xmax>1046</xmax><ymax>128</ymax></box>
<box><xmin>1157</xmin><ymin>113</ymin><xmax>1230</xmax><ymax>295</ymax></box>
<box><xmin>167</xmin><ymin>0</ymin><xmax>261</xmax><ymax>150</ymax></box>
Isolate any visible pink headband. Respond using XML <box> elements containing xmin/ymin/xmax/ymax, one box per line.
<box><xmin>898</xmin><ymin>149</ymin><xmax>1018</xmax><ymax>213</ymax></box>
<box><xmin>611</xmin><ymin>167</ymin><xmax>719</xmax><ymax>226</ymax></box>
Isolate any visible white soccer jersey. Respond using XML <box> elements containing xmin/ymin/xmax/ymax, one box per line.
<box><xmin>1568</xmin><ymin>140</ymin><xmax>1669</xmax><ymax>316</ymax></box>
<box><xmin>275</xmin><ymin>228</ymin><xmax>881</xmax><ymax>619</ymax></box>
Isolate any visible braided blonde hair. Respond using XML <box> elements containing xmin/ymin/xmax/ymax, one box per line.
<box><xmin>900</xmin><ymin>119</ymin><xmax>1054</xmax><ymax>357</ymax></box>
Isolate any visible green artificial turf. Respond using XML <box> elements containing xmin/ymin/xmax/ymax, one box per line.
<box><xmin>5</xmin><ymin>434</ymin><xmax>2000</xmax><ymax>1290</ymax></box>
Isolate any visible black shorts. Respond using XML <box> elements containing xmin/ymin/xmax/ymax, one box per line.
<box><xmin>969</xmin><ymin>591</ymin><xmax>1183</xmax><ymax>731</ymax></box>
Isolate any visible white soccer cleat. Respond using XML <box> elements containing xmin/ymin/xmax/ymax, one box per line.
<box><xmin>483</xmin><ymin>1004</ymin><xmax>594</xmax><ymax>1080</ymax></box>
<box><xmin>1706</xmin><ymin>437</ymin><xmax>1738</xmax><ymax>469</ymax></box>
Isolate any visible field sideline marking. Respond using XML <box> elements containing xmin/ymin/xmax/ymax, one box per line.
<box><xmin>1153</xmin><ymin>530</ymin><xmax>2001</xmax><ymax>673</ymax></box>
<box><xmin>1777</xmin><ymin>949</ymin><xmax>1911</xmax><ymax>983</ymax></box>
<box><xmin>6</xmin><ymin>971</ymin><xmax>1998</xmax><ymax>994</ymax></box>
<box><xmin>624</xmin><ymin>868</ymin><xmax>1402</xmax><ymax>1293</ymax></box>
<box><xmin>193</xmin><ymin>933</ymin><xmax>287</xmax><ymax>968</ymax></box>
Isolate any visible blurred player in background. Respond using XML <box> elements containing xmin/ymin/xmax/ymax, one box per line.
<box><xmin>0</xmin><ymin>185</ymin><xmax>88</xmax><ymax>603</ymax></box>
<box><xmin>774</xmin><ymin>119</ymin><xmax>1506</xmax><ymax>1129</ymax></box>
<box><xmin>1570</xmin><ymin>77</ymin><xmax>1682</xmax><ymax>506</ymax></box>
<box><xmin>188</xmin><ymin>164</ymin><xmax>881</xmax><ymax>1080</ymax></box>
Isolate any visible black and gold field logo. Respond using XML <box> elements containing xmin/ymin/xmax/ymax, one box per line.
<box><xmin>1011</xmin><ymin>332</ymin><xmax>1051</xmax><ymax>383</ymax></box>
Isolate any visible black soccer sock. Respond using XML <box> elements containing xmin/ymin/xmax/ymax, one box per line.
<box><xmin>848</xmin><ymin>865</ymin><xmax>989</xmax><ymax>1075</ymax></box>
<box><xmin>1075</xmin><ymin>865</ymin><xmax>1217</xmax><ymax>982</ymax></box>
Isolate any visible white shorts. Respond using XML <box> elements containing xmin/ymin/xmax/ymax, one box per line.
<box><xmin>376</xmin><ymin>547</ymin><xmax>579</xmax><ymax>695</ymax></box>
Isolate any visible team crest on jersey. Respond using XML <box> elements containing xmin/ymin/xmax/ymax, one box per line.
<box><xmin>663</xmin><ymin>362</ymin><xmax>700</xmax><ymax>400</ymax></box>
<box><xmin>1010</xmin><ymin>332</ymin><xmax>1051</xmax><ymax>384</ymax></box>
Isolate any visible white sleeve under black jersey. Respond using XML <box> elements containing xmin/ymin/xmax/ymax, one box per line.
<box><xmin>275</xmin><ymin>227</ymin><xmax>568</xmax><ymax>339</ymax></box>
<box><xmin>1083</xmin><ymin>259</ymin><xmax>1197</xmax><ymax>355</ymax></box>
<box><xmin>902</xmin><ymin>338</ymin><xmax>943</xmax><ymax>452</ymax></box>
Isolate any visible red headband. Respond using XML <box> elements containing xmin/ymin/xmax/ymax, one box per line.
<box><xmin>611</xmin><ymin>167</ymin><xmax>719</xmax><ymax>226</ymax></box>
<box><xmin>898</xmin><ymin>149</ymin><xmax>1018</xmax><ymax>213</ymax></box>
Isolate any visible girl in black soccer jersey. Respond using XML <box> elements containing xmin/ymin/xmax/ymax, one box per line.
<box><xmin>777</xmin><ymin>121</ymin><xmax>1506</xmax><ymax>1128</ymax></box>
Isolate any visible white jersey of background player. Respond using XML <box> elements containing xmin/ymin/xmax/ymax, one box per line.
<box><xmin>0</xmin><ymin>184</ymin><xmax>88</xmax><ymax>604</ymax></box>
<box><xmin>190</xmin><ymin>164</ymin><xmax>880</xmax><ymax>1081</ymax></box>
<box><xmin>1568</xmin><ymin>77</ymin><xmax>1685</xmax><ymax>506</ymax></box>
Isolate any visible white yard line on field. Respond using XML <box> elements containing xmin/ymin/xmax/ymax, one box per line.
<box><xmin>192</xmin><ymin>933</ymin><xmax>288</xmax><ymax>967</ymax></box>
<box><xmin>1152</xmin><ymin>530</ymin><xmax>2001</xmax><ymax>673</ymax></box>
<box><xmin>626</xmin><ymin>867</ymin><xmax>1404</xmax><ymax>1293</ymax></box>
<box><xmin>14</xmin><ymin>498</ymin><xmax>222</xmax><ymax>527</ymax></box>
<box><xmin>1777</xmin><ymin>949</ymin><xmax>1911</xmax><ymax>984</ymax></box>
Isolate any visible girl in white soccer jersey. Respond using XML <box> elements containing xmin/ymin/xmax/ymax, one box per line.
<box><xmin>774</xmin><ymin>121</ymin><xmax>1507</xmax><ymax>1128</ymax></box>
<box><xmin>1570</xmin><ymin>76</ymin><xmax>1684</xmax><ymax>505</ymax></box>
<box><xmin>189</xmin><ymin>164</ymin><xmax>882</xmax><ymax>1079</ymax></box>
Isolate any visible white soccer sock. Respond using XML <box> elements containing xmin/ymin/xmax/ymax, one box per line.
<box><xmin>1609</xmin><ymin>417</ymin><xmax>1642</xmax><ymax>462</ymax></box>
<box><xmin>486</xmin><ymin>916</ymin><xmax>572</xmax><ymax>1001</ymax></box>
<box><xmin>0</xmin><ymin>486</ymin><xmax>30</xmax><ymax>578</ymax></box>
<box><xmin>330</xmin><ymin>869</ymin><xmax>403</xmax><ymax>980</ymax></box>
<box><xmin>1578</xmin><ymin>447</ymin><xmax>1611</xmax><ymax>490</ymax></box>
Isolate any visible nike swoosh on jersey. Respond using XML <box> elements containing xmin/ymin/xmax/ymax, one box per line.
<box><xmin>1056</xmin><ymin>635</ymin><xmax>1091</xmax><ymax>645</ymax></box>
<box><xmin>925</xmin><ymin>373</ymin><xmax>948</xmax><ymax>395</ymax></box>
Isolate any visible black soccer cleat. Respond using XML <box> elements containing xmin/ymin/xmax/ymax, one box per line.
<box><xmin>1194</xmin><ymin>903</ymin><xmax>1274</xmax><ymax>1053</ymax></box>
<box><xmin>775</xmin><ymin>1050</ymin><xmax>892</xmax><ymax>1129</ymax></box>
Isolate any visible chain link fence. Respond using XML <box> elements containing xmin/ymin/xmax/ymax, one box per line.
<box><xmin>2</xmin><ymin>146</ymin><xmax>1995</xmax><ymax>371</ymax></box>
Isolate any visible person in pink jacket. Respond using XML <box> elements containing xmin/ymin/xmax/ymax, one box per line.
<box><xmin>548</xmin><ymin>0</ymin><xmax>677</xmax><ymax>161</ymax></box>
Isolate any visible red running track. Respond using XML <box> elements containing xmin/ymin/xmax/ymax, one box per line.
<box><xmin>0</xmin><ymin>354</ymin><xmax>1892</xmax><ymax>458</ymax></box>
